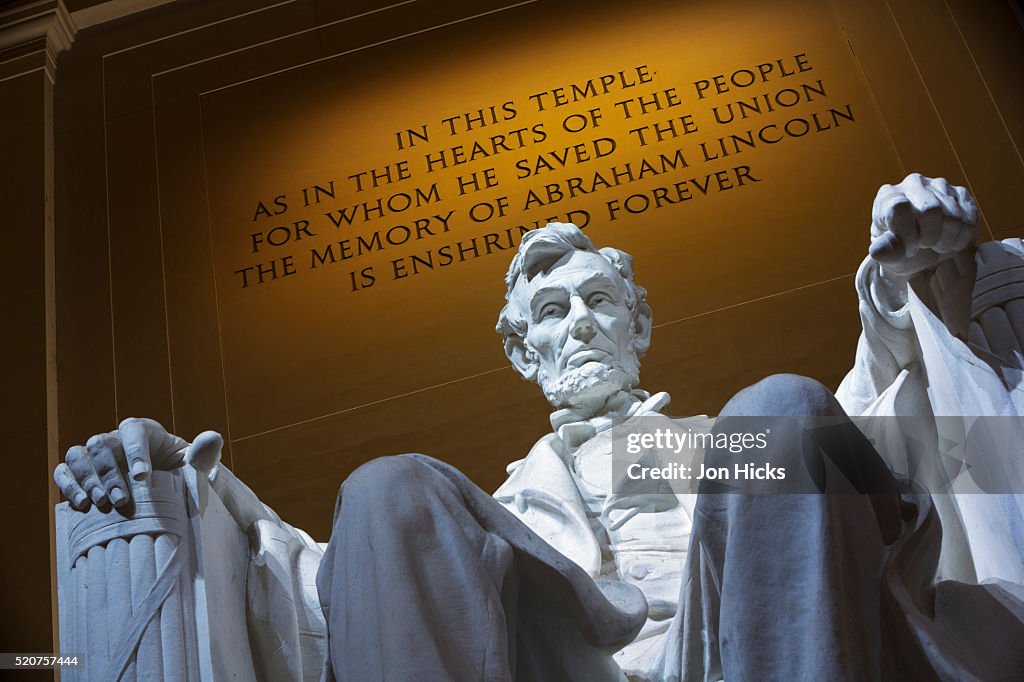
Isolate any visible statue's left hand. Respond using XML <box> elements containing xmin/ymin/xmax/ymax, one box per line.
<box><xmin>53</xmin><ymin>418</ymin><xmax>223</xmax><ymax>511</ymax></box>
<box><xmin>869</xmin><ymin>173</ymin><xmax>978</xmax><ymax>281</ymax></box>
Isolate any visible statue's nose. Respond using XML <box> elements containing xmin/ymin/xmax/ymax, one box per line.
<box><xmin>569</xmin><ymin>296</ymin><xmax>597</xmax><ymax>343</ymax></box>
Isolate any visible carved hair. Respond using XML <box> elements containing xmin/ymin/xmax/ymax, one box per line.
<box><xmin>495</xmin><ymin>222</ymin><xmax>650</xmax><ymax>350</ymax></box>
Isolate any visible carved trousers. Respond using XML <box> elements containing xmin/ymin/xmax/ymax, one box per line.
<box><xmin>665</xmin><ymin>374</ymin><xmax>1024</xmax><ymax>682</ymax></box>
<box><xmin>316</xmin><ymin>453</ymin><xmax>643</xmax><ymax>682</ymax></box>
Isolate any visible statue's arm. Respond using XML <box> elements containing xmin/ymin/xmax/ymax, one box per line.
<box><xmin>836</xmin><ymin>174</ymin><xmax>978</xmax><ymax>415</ymax></box>
<box><xmin>205</xmin><ymin>457</ymin><xmax>283</xmax><ymax>530</ymax></box>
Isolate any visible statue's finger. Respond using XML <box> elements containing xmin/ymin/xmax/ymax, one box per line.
<box><xmin>186</xmin><ymin>430</ymin><xmax>224</xmax><ymax>476</ymax></box>
<box><xmin>896</xmin><ymin>172</ymin><xmax>928</xmax><ymax>193</ymax></box>
<box><xmin>900</xmin><ymin>174</ymin><xmax>939</xmax><ymax>210</ymax></box>
<box><xmin>952</xmin><ymin>221</ymin><xmax>977</xmax><ymax>252</ymax></box>
<box><xmin>118</xmin><ymin>418</ymin><xmax>153</xmax><ymax>480</ymax></box>
<box><xmin>871</xmin><ymin>184</ymin><xmax>901</xmax><ymax>228</ymax></box>
<box><xmin>881</xmin><ymin>200</ymin><xmax>920</xmax><ymax>257</ymax></box>
<box><xmin>54</xmin><ymin>463</ymin><xmax>89</xmax><ymax>510</ymax></box>
<box><xmin>927</xmin><ymin>177</ymin><xmax>954</xmax><ymax>206</ymax></box>
<box><xmin>954</xmin><ymin>185</ymin><xmax>979</xmax><ymax>226</ymax></box>
<box><xmin>868</xmin><ymin>231</ymin><xmax>906</xmax><ymax>266</ymax></box>
<box><xmin>916</xmin><ymin>205</ymin><xmax>944</xmax><ymax>248</ymax></box>
<box><xmin>118</xmin><ymin>417</ymin><xmax>188</xmax><ymax>480</ymax></box>
<box><xmin>905</xmin><ymin>173</ymin><xmax>942</xmax><ymax>215</ymax></box>
<box><xmin>86</xmin><ymin>435</ymin><xmax>130</xmax><ymax>508</ymax></box>
<box><xmin>929</xmin><ymin>176</ymin><xmax>951</xmax><ymax>194</ymax></box>
<box><xmin>85</xmin><ymin>431</ymin><xmax>125</xmax><ymax>465</ymax></box>
<box><xmin>66</xmin><ymin>444</ymin><xmax>106</xmax><ymax>506</ymax></box>
<box><xmin>870</xmin><ymin>220</ymin><xmax>884</xmax><ymax>241</ymax></box>
<box><xmin>932</xmin><ymin>216</ymin><xmax>961</xmax><ymax>253</ymax></box>
<box><xmin>928</xmin><ymin>177</ymin><xmax>960</xmax><ymax>215</ymax></box>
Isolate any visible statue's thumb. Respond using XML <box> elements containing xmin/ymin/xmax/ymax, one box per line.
<box><xmin>186</xmin><ymin>430</ymin><xmax>224</xmax><ymax>477</ymax></box>
<box><xmin>869</xmin><ymin>231</ymin><xmax>906</xmax><ymax>266</ymax></box>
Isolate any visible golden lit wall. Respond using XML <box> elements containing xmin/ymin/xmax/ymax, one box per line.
<box><xmin>56</xmin><ymin>0</ymin><xmax>1024</xmax><ymax>542</ymax></box>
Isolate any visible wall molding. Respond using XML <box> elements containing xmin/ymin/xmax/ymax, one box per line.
<box><xmin>0</xmin><ymin>0</ymin><xmax>74</xmax><ymax>81</ymax></box>
<box><xmin>0</xmin><ymin>0</ymin><xmax>181</xmax><ymax>81</ymax></box>
<box><xmin>70</xmin><ymin>0</ymin><xmax>179</xmax><ymax>30</ymax></box>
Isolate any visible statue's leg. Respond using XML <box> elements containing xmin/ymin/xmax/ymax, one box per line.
<box><xmin>693</xmin><ymin>374</ymin><xmax>906</xmax><ymax>681</ymax></box>
<box><xmin>316</xmin><ymin>454</ymin><xmax>518</xmax><ymax>682</ymax></box>
<box><xmin>315</xmin><ymin>454</ymin><xmax>638</xmax><ymax>682</ymax></box>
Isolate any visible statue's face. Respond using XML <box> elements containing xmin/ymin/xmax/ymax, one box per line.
<box><xmin>516</xmin><ymin>250</ymin><xmax>641</xmax><ymax>412</ymax></box>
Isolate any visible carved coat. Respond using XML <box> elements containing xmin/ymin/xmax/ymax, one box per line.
<box><xmin>493</xmin><ymin>399</ymin><xmax>709</xmax><ymax>680</ymax></box>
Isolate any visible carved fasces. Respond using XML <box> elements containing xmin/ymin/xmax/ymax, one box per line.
<box><xmin>54</xmin><ymin>423</ymin><xmax>258</xmax><ymax>682</ymax></box>
<box><xmin>970</xmin><ymin>239</ymin><xmax>1024</xmax><ymax>369</ymax></box>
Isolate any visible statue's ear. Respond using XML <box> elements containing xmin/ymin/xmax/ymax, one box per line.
<box><xmin>504</xmin><ymin>333</ymin><xmax>539</xmax><ymax>382</ymax></box>
<box><xmin>631</xmin><ymin>301</ymin><xmax>653</xmax><ymax>357</ymax></box>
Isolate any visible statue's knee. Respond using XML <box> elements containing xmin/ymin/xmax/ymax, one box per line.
<box><xmin>343</xmin><ymin>454</ymin><xmax>434</xmax><ymax>514</ymax></box>
<box><xmin>722</xmin><ymin>373</ymin><xmax>843</xmax><ymax>418</ymax></box>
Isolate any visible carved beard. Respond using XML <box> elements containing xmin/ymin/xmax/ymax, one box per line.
<box><xmin>537</xmin><ymin>349</ymin><xmax>641</xmax><ymax>415</ymax></box>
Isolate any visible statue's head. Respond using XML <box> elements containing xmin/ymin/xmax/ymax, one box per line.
<box><xmin>496</xmin><ymin>223</ymin><xmax>653</xmax><ymax>415</ymax></box>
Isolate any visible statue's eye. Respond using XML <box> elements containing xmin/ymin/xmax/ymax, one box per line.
<box><xmin>538</xmin><ymin>303</ymin><xmax>564</xmax><ymax>320</ymax></box>
<box><xmin>587</xmin><ymin>292</ymin><xmax>611</xmax><ymax>307</ymax></box>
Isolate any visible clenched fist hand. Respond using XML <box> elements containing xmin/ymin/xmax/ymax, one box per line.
<box><xmin>869</xmin><ymin>173</ymin><xmax>978</xmax><ymax>280</ymax></box>
<box><xmin>868</xmin><ymin>173</ymin><xmax>980</xmax><ymax>337</ymax></box>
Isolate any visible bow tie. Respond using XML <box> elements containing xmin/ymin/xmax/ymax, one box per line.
<box><xmin>550</xmin><ymin>390</ymin><xmax>672</xmax><ymax>453</ymax></box>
